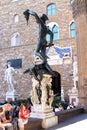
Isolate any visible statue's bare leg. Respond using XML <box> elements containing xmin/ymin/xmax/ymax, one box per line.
<box><xmin>34</xmin><ymin>42</ymin><xmax>46</xmax><ymax>64</ymax></box>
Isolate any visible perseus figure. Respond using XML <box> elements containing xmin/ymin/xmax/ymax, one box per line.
<box><xmin>23</xmin><ymin>9</ymin><xmax>54</xmax><ymax>64</ymax></box>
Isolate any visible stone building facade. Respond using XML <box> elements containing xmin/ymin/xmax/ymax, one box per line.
<box><xmin>0</xmin><ymin>0</ymin><xmax>77</xmax><ymax>101</ymax></box>
<box><xmin>72</xmin><ymin>0</ymin><xmax>87</xmax><ymax>110</ymax></box>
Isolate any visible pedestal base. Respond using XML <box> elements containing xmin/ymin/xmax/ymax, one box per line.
<box><xmin>30</xmin><ymin>105</ymin><xmax>58</xmax><ymax>128</ymax></box>
<box><xmin>6</xmin><ymin>91</ymin><xmax>18</xmax><ymax>101</ymax></box>
<box><xmin>30</xmin><ymin>74</ymin><xmax>58</xmax><ymax>128</ymax></box>
<box><xmin>30</xmin><ymin>105</ymin><xmax>55</xmax><ymax>119</ymax></box>
<box><xmin>42</xmin><ymin>116</ymin><xmax>58</xmax><ymax>129</ymax></box>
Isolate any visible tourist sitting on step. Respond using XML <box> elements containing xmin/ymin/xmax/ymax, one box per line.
<box><xmin>55</xmin><ymin>103</ymin><xmax>64</xmax><ymax>112</ymax></box>
<box><xmin>67</xmin><ymin>103</ymin><xmax>74</xmax><ymax>109</ymax></box>
<box><xmin>12</xmin><ymin>104</ymin><xmax>20</xmax><ymax>119</ymax></box>
<box><xmin>18</xmin><ymin>103</ymin><xmax>30</xmax><ymax>130</ymax></box>
<box><xmin>0</xmin><ymin>104</ymin><xmax>13</xmax><ymax>130</ymax></box>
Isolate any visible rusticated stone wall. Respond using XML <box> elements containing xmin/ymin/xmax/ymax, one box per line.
<box><xmin>0</xmin><ymin>45</ymin><xmax>34</xmax><ymax>99</ymax></box>
<box><xmin>0</xmin><ymin>0</ymin><xmax>77</xmax><ymax>100</ymax></box>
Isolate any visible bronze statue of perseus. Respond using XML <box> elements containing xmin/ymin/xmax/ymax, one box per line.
<box><xmin>23</xmin><ymin>9</ymin><xmax>57</xmax><ymax>80</ymax></box>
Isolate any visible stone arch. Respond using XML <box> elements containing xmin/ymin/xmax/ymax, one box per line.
<box><xmin>69</xmin><ymin>20</ymin><xmax>76</xmax><ymax>38</ymax></box>
<box><xmin>11</xmin><ymin>32</ymin><xmax>20</xmax><ymax>46</ymax></box>
<box><xmin>13</xmin><ymin>14</ymin><xmax>19</xmax><ymax>23</ymax></box>
<box><xmin>47</xmin><ymin>22</ymin><xmax>59</xmax><ymax>40</ymax></box>
<box><xmin>47</xmin><ymin>22</ymin><xmax>59</xmax><ymax>29</ymax></box>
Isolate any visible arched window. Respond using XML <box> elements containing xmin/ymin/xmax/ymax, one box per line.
<box><xmin>47</xmin><ymin>4</ymin><xmax>56</xmax><ymax>16</ymax></box>
<box><xmin>46</xmin><ymin>22</ymin><xmax>59</xmax><ymax>41</ymax></box>
<box><xmin>13</xmin><ymin>14</ymin><xmax>19</xmax><ymax>23</ymax></box>
<box><xmin>70</xmin><ymin>0</ymin><xmax>74</xmax><ymax>4</ymax></box>
<box><xmin>46</xmin><ymin>26</ymin><xmax>52</xmax><ymax>41</ymax></box>
<box><xmin>70</xmin><ymin>22</ymin><xmax>76</xmax><ymax>38</ymax></box>
<box><xmin>53</xmin><ymin>25</ymin><xmax>59</xmax><ymax>40</ymax></box>
<box><xmin>11</xmin><ymin>33</ymin><xmax>20</xmax><ymax>46</ymax></box>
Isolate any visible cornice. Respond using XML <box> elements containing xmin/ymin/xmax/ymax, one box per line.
<box><xmin>72</xmin><ymin>0</ymin><xmax>87</xmax><ymax>19</ymax></box>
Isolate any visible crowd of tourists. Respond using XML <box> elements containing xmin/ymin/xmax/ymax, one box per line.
<box><xmin>0</xmin><ymin>99</ymin><xmax>78</xmax><ymax>130</ymax></box>
<box><xmin>54</xmin><ymin>101</ymin><xmax>77</xmax><ymax>112</ymax></box>
<box><xmin>0</xmin><ymin>102</ymin><xmax>30</xmax><ymax>130</ymax></box>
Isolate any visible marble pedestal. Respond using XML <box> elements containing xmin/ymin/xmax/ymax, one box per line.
<box><xmin>6</xmin><ymin>90</ymin><xmax>18</xmax><ymax>101</ymax></box>
<box><xmin>30</xmin><ymin>74</ymin><xmax>58</xmax><ymax>129</ymax></box>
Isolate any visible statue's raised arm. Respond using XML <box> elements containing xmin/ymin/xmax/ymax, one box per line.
<box><xmin>23</xmin><ymin>9</ymin><xmax>58</xmax><ymax>81</ymax></box>
<box><xmin>24</xmin><ymin>9</ymin><xmax>54</xmax><ymax>64</ymax></box>
<box><xmin>23</xmin><ymin>9</ymin><xmax>44</xmax><ymax>26</ymax></box>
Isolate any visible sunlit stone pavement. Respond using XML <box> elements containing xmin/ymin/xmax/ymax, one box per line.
<box><xmin>47</xmin><ymin>113</ymin><xmax>87</xmax><ymax>130</ymax></box>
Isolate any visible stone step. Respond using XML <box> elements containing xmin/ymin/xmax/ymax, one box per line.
<box><xmin>55</xmin><ymin>107</ymin><xmax>85</xmax><ymax>122</ymax></box>
<box><xmin>24</xmin><ymin>107</ymin><xmax>85</xmax><ymax>130</ymax></box>
<box><xmin>24</xmin><ymin>118</ymin><xmax>44</xmax><ymax>130</ymax></box>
